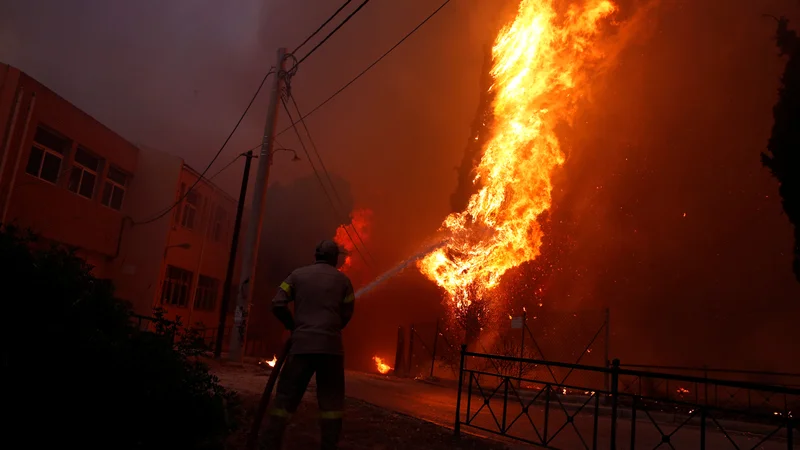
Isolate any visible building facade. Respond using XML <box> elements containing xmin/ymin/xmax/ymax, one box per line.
<box><xmin>0</xmin><ymin>64</ymin><xmax>139</xmax><ymax>277</ymax></box>
<box><xmin>114</xmin><ymin>146</ymin><xmax>243</xmax><ymax>329</ymax></box>
<box><xmin>0</xmin><ymin>63</ymin><xmax>241</xmax><ymax>333</ymax></box>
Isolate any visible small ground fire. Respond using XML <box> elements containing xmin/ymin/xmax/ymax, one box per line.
<box><xmin>418</xmin><ymin>0</ymin><xmax>620</xmax><ymax>317</ymax></box>
<box><xmin>373</xmin><ymin>356</ymin><xmax>392</xmax><ymax>375</ymax></box>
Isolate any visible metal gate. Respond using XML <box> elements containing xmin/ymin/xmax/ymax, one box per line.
<box><xmin>455</xmin><ymin>347</ymin><xmax>799</xmax><ymax>449</ymax></box>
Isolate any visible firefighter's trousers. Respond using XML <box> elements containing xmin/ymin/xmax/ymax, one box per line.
<box><xmin>262</xmin><ymin>354</ymin><xmax>345</xmax><ymax>450</ymax></box>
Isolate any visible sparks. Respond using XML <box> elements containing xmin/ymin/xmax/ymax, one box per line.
<box><xmin>418</xmin><ymin>0</ymin><xmax>618</xmax><ymax>314</ymax></box>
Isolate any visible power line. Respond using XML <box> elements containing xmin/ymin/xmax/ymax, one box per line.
<box><xmin>135</xmin><ymin>68</ymin><xmax>275</xmax><ymax>225</ymax></box>
<box><xmin>277</xmin><ymin>0</ymin><xmax>452</xmax><ymax>138</ymax></box>
<box><xmin>292</xmin><ymin>0</ymin><xmax>353</xmax><ymax>55</ymax></box>
<box><xmin>287</xmin><ymin>93</ymin><xmax>376</xmax><ymax>264</ymax></box>
<box><xmin>295</xmin><ymin>0</ymin><xmax>373</xmax><ymax>67</ymax></box>
<box><xmin>208</xmin><ymin>152</ymin><xmax>245</xmax><ymax>181</ymax></box>
<box><xmin>279</xmin><ymin>95</ymin><xmax>372</xmax><ymax>269</ymax></box>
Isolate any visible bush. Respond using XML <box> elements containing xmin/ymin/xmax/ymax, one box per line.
<box><xmin>0</xmin><ymin>226</ymin><xmax>239</xmax><ymax>449</ymax></box>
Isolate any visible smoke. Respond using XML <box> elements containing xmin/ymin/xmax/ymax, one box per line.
<box><xmin>546</xmin><ymin>0</ymin><xmax>800</xmax><ymax>370</ymax></box>
<box><xmin>3</xmin><ymin>0</ymin><xmax>800</xmax><ymax>372</ymax></box>
<box><xmin>248</xmin><ymin>172</ymin><xmax>354</xmax><ymax>350</ymax></box>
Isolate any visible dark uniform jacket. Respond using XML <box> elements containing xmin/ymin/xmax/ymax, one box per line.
<box><xmin>272</xmin><ymin>261</ymin><xmax>355</xmax><ymax>355</ymax></box>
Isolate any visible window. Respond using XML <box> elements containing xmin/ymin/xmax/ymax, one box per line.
<box><xmin>162</xmin><ymin>265</ymin><xmax>193</xmax><ymax>307</ymax></box>
<box><xmin>180</xmin><ymin>190</ymin><xmax>200</xmax><ymax>230</ymax></box>
<box><xmin>194</xmin><ymin>275</ymin><xmax>220</xmax><ymax>311</ymax></box>
<box><xmin>67</xmin><ymin>146</ymin><xmax>100</xmax><ymax>199</ymax></box>
<box><xmin>211</xmin><ymin>205</ymin><xmax>228</xmax><ymax>242</ymax></box>
<box><xmin>102</xmin><ymin>166</ymin><xmax>127</xmax><ymax>210</ymax></box>
<box><xmin>25</xmin><ymin>126</ymin><xmax>69</xmax><ymax>183</ymax></box>
<box><xmin>173</xmin><ymin>183</ymin><xmax>186</xmax><ymax>227</ymax></box>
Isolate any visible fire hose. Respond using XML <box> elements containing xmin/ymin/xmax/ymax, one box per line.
<box><xmin>245</xmin><ymin>337</ymin><xmax>293</xmax><ymax>450</ymax></box>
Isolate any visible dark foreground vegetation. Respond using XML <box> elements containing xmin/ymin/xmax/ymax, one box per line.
<box><xmin>1</xmin><ymin>226</ymin><xmax>239</xmax><ymax>449</ymax></box>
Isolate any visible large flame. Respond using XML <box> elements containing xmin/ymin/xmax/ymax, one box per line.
<box><xmin>418</xmin><ymin>0</ymin><xmax>617</xmax><ymax>311</ymax></box>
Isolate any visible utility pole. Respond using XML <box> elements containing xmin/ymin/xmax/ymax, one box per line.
<box><xmin>214</xmin><ymin>150</ymin><xmax>254</xmax><ymax>359</ymax></box>
<box><xmin>228</xmin><ymin>48</ymin><xmax>287</xmax><ymax>361</ymax></box>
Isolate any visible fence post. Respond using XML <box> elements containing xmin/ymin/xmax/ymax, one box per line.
<box><xmin>610</xmin><ymin>358</ymin><xmax>620</xmax><ymax>450</ymax></box>
<box><xmin>455</xmin><ymin>344</ymin><xmax>467</xmax><ymax>439</ymax></box>
<box><xmin>604</xmin><ymin>308</ymin><xmax>610</xmax><ymax>393</ymax></box>
<box><xmin>430</xmin><ymin>319</ymin><xmax>439</xmax><ymax>379</ymax></box>
<box><xmin>407</xmin><ymin>325</ymin><xmax>415</xmax><ymax>378</ymax></box>
<box><xmin>518</xmin><ymin>310</ymin><xmax>526</xmax><ymax>388</ymax></box>
<box><xmin>394</xmin><ymin>326</ymin><xmax>406</xmax><ymax>378</ymax></box>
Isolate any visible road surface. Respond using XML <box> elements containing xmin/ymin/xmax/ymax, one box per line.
<box><xmin>344</xmin><ymin>371</ymin><xmax>794</xmax><ymax>449</ymax></box>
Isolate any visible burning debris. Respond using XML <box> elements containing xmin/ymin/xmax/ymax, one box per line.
<box><xmin>373</xmin><ymin>356</ymin><xmax>392</xmax><ymax>375</ymax></box>
<box><xmin>258</xmin><ymin>355</ymin><xmax>277</xmax><ymax>368</ymax></box>
<box><xmin>418</xmin><ymin>0</ymin><xmax>621</xmax><ymax>319</ymax></box>
<box><xmin>334</xmin><ymin>208</ymin><xmax>372</xmax><ymax>274</ymax></box>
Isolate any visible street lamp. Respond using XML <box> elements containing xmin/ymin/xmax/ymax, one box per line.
<box><xmin>270</xmin><ymin>147</ymin><xmax>301</xmax><ymax>164</ymax></box>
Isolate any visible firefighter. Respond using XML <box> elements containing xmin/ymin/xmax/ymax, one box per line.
<box><xmin>262</xmin><ymin>239</ymin><xmax>355</xmax><ymax>450</ymax></box>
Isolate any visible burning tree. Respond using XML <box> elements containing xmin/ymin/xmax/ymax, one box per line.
<box><xmin>451</xmin><ymin>283</ymin><xmax>494</xmax><ymax>349</ymax></box>
<box><xmin>763</xmin><ymin>16</ymin><xmax>800</xmax><ymax>282</ymax></box>
<box><xmin>450</xmin><ymin>43</ymin><xmax>496</xmax><ymax>213</ymax></box>
<box><xmin>418</xmin><ymin>0</ymin><xmax>623</xmax><ymax>338</ymax></box>
<box><xmin>437</xmin><ymin>43</ymin><xmax>497</xmax><ymax>346</ymax></box>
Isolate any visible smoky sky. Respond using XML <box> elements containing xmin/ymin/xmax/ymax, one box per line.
<box><xmin>3</xmin><ymin>0</ymin><xmax>800</xmax><ymax>371</ymax></box>
<box><xmin>248</xmin><ymin>172</ymin><xmax>354</xmax><ymax>354</ymax></box>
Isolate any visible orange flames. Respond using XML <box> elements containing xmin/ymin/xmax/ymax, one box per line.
<box><xmin>259</xmin><ymin>355</ymin><xmax>277</xmax><ymax>368</ymax></box>
<box><xmin>373</xmin><ymin>356</ymin><xmax>392</xmax><ymax>374</ymax></box>
<box><xmin>418</xmin><ymin>0</ymin><xmax>618</xmax><ymax>312</ymax></box>
<box><xmin>334</xmin><ymin>208</ymin><xmax>372</xmax><ymax>274</ymax></box>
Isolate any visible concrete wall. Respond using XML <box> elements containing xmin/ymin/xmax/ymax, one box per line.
<box><xmin>0</xmin><ymin>63</ymin><xmax>246</xmax><ymax>336</ymax></box>
<box><xmin>111</xmin><ymin>146</ymin><xmax>182</xmax><ymax>314</ymax></box>
<box><xmin>159</xmin><ymin>164</ymin><xmax>242</xmax><ymax>329</ymax></box>
<box><xmin>115</xmin><ymin>147</ymin><xmax>244</xmax><ymax>331</ymax></box>
<box><xmin>0</xmin><ymin>64</ymin><xmax>138</xmax><ymax>278</ymax></box>
<box><xmin>0</xmin><ymin>64</ymin><xmax>22</xmax><ymax>165</ymax></box>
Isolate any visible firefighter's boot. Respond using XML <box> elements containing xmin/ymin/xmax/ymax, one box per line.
<box><xmin>319</xmin><ymin>418</ymin><xmax>342</xmax><ymax>450</ymax></box>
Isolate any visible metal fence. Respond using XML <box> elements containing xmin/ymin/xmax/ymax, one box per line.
<box><xmin>129</xmin><ymin>315</ymin><xmax>274</xmax><ymax>358</ymax></box>
<box><xmin>454</xmin><ymin>346</ymin><xmax>800</xmax><ymax>449</ymax></box>
<box><xmin>406</xmin><ymin>319</ymin><xmax>462</xmax><ymax>379</ymax></box>
<box><xmin>130</xmin><ymin>313</ymin><xmax>178</xmax><ymax>342</ymax></box>
<box><xmin>196</xmin><ymin>325</ymin><xmax>275</xmax><ymax>359</ymax></box>
<box><xmin>404</xmin><ymin>308</ymin><xmax>609</xmax><ymax>382</ymax></box>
